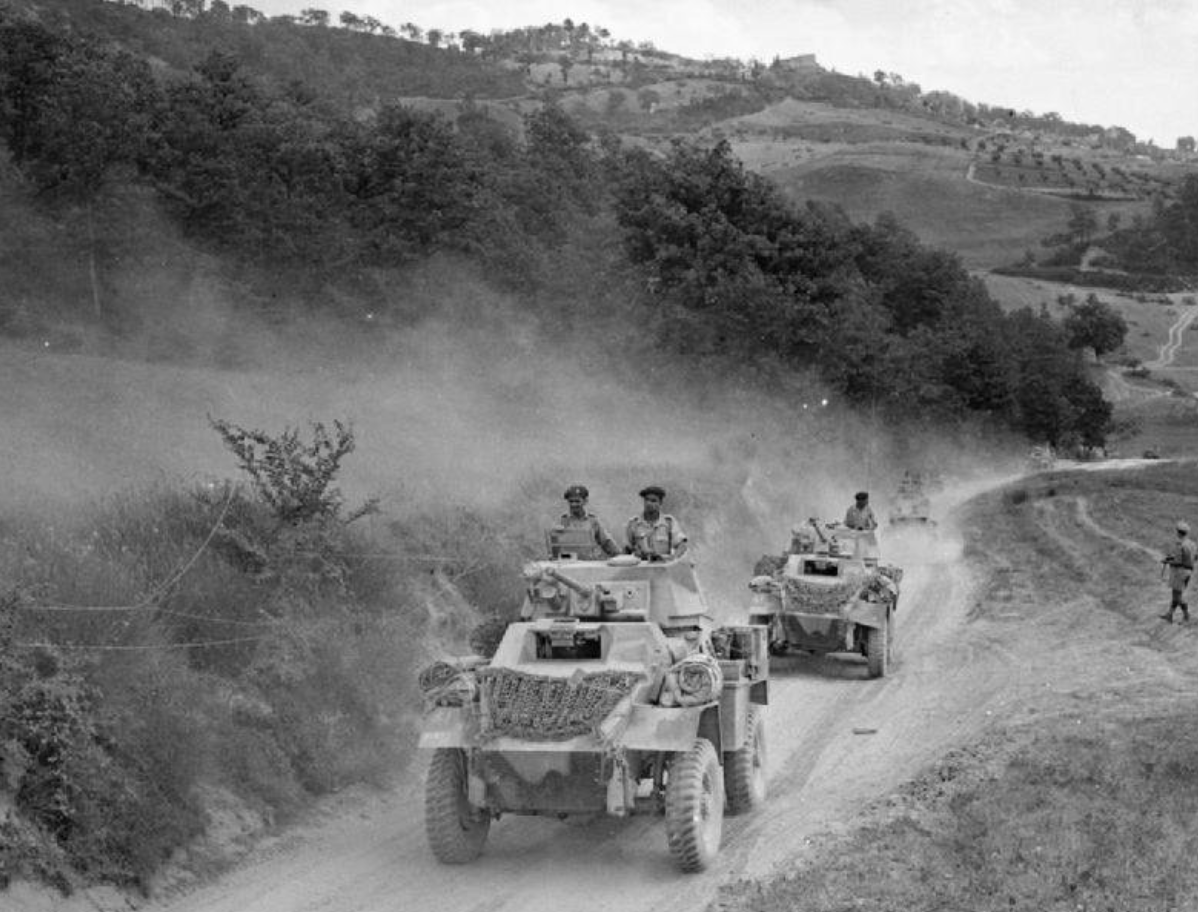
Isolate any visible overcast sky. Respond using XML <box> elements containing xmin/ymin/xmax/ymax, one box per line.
<box><xmin>248</xmin><ymin>0</ymin><xmax>1197</xmax><ymax>145</ymax></box>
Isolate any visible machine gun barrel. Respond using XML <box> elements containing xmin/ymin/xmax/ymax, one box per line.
<box><xmin>808</xmin><ymin>517</ymin><xmax>829</xmax><ymax>544</ymax></box>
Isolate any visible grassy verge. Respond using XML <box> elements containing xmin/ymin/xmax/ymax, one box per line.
<box><xmin>715</xmin><ymin>462</ymin><xmax>1198</xmax><ymax>912</ymax></box>
<box><xmin>716</xmin><ymin>711</ymin><xmax>1198</xmax><ymax>912</ymax></box>
<box><xmin>0</xmin><ymin>481</ymin><xmax>430</xmax><ymax>892</ymax></box>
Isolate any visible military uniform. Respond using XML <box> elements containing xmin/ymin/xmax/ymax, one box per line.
<box><xmin>1161</xmin><ymin>526</ymin><xmax>1198</xmax><ymax>622</ymax></box>
<box><xmin>844</xmin><ymin>503</ymin><xmax>878</xmax><ymax>531</ymax></box>
<box><xmin>557</xmin><ymin>511</ymin><xmax>620</xmax><ymax>559</ymax></box>
<box><xmin>1167</xmin><ymin>537</ymin><xmax>1198</xmax><ymax>590</ymax></box>
<box><xmin>625</xmin><ymin>514</ymin><xmax>687</xmax><ymax>560</ymax></box>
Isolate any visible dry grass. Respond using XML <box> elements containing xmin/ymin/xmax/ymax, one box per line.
<box><xmin>714</xmin><ymin>460</ymin><xmax>1198</xmax><ymax>912</ymax></box>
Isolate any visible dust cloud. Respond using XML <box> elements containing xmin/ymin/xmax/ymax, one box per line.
<box><xmin>0</xmin><ymin>255</ymin><xmax>1025</xmax><ymax>607</ymax></box>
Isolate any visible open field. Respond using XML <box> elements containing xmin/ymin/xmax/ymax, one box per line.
<box><xmin>770</xmin><ymin>153</ymin><xmax>1071</xmax><ymax>268</ymax></box>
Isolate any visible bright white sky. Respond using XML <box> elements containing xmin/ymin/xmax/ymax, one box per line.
<box><xmin>249</xmin><ymin>0</ymin><xmax>1198</xmax><ymax>145</ymax></box>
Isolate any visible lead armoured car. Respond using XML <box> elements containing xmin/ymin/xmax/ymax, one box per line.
<box><xmin>748</xmin><ymin>519</ymin><xmax>902</xmax><ymax>678</ymax></box>
<box><xmin>417</xmin><ymin>526</ymin><xmax>769</xmax><ymax>872</ymax></box>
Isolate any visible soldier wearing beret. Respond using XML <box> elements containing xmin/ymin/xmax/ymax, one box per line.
<box><xmin>1160</xmin><ymin>519</ymin><xmax>1197</xmax><ymax>623</ymax></box>
<box><xmin>557</xmin><ymin>484</ymin><xmax>620</xmax><ymax>559</ymax></box>
<box><xmin>626</xmin><ymin>485</ymin><xmax>688</xmax><ymax>561</ymax></box>
<box><xmin>844</xmin><ymin>491</ymin><xmax>878</xmax><ymax>531</ymax></box>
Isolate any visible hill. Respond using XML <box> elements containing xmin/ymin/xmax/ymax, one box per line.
<box><xmin>2</xmin><ymin>3</ymin><xmax>1198</xmax><ymax>900</ymax></box>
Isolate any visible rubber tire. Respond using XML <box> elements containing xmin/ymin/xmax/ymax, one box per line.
<box><xmin>723</xmin><ymin>706</ymin><xmax>767</xmax><ymax>815</ymax></box>
<box><xmin>425</xmin><ymin>748</ymin><xmax>490</xmax><ymax>864</ymax></box>
<box><xmin>866</xmin><ymin>617</ymin><xmax>889</xmax><ymax>679</ymax></box>
<box><xmin>665</xmin><ymin>739</ymin><xmax>725</xmax><ymax>873</ymax></box>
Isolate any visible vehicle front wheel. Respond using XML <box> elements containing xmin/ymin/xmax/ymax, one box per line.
<box><xmin>866</xmin><ymin>618</ymin><xmax>890</xmax><ymax>679</ymax></box>
<box><xmin>665</xmin><ymin>738</ymin><xmax>724</xmax><ymax>872</ymax></box>
<box><xmin>724</xmin><ymin>706</ymin><xmax>766</xmax><ymax>815</ymax></box>
<box><xmin>425</xmin><ymin>748</ymin><xmax>490</xmax><ymax>864</ymax></box>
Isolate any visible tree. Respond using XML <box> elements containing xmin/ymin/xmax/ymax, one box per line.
<box><xmin>299</xmin><ymin>8</ymin><xmax>329</xmax><ymax>26</ymax></box>
<box><xmin>344</xmin><ymin>105</ymin><xmax>480</xmax><ymax>260</ymax></box>
<box><xmin>1177</xmin><ymin>136</ymin><xmax>1195</xmax><ymax>154</ymax></box>
<box><xmin>0</xmin><ymin>20</ymin><xmax>157</xmax><ymax>318</ymax></box>
<box><xmin>209</xmin><ymin>417</ymin><xmax>374</xmax><ymax>524</ymax></box>
<box><xmin>1062</xmin><ymin>295</ymin><xmax>1128</xmax><ymax>356</ymax></box>
<box><xmin>231</xmin><ymin>5</ymin><xmax>263</xmax><ymax>25</ymax></box>
<box><xmin>1067</xmin><ymin>203</ymin><xmax>1099</xmax><ymax>246</ymax></box>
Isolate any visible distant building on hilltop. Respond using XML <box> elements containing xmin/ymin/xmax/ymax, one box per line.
<box><xmin>774</xmin><ymin>54</ymin><xmax>818</xmax><ymax>71</ymax></box>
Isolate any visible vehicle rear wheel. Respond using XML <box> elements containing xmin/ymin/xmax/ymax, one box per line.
<box><xmin>866</xmin><ymin>618</ymin><xmax>889</xmax><ymax>679</ymax></box>
<box><xmin>425</xmin><ymin>748</ymin><xmax>490</xmax><ymax>864</ymax></box>
<box><xmin>723</xmin><ymin>706</ymin><xmax>766</xmax><ymax>815</ymax></box>
<box><xmin>665</xmin><ymin>738</ymin><xmax>724</xmax><ymax>872</ymax></box>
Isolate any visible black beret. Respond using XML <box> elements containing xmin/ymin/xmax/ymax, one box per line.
<box><xmin>855</xmin><ymin>491</ymin><xmax>869</xmax><ymax>500</ymax></box>
<box><xmin>639</xmin><ymin>485</ymin><xmax>666</xmax><ymax>499</ymax></box>
<box><xmin>564</xmin><ymin>484</ymin><xmax>589</xmax><ymax>500</ymax></box>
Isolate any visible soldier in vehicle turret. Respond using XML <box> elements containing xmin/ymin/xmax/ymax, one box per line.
<box><xmin>554</xmin><ymin>484</ymin><xmax>620</xmax><ymax>559</ymax></box>
<box><xmin>626</xmin><ymin>485</ymin><xmax>688</xmax><ymax>561</ymax></box>
<box><xmin>844</xmin><ymin>491</ymin><xmax>878</xmax><ymax>531</ymax></box>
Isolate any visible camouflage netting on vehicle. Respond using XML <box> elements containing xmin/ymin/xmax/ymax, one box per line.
<box><xmin>781</xmin><ymin>575</ymin><xmax>862</xmax><ymax>613</ymax></box>
<box><xmin>477</xmin><ymin>668</ymin><xmax>642</xmax><ymax>740</ymax></box>
<box><xmin>753</xmin><ymin>553</ymin><xmax>787</xmax><ymax>577</ymax></box>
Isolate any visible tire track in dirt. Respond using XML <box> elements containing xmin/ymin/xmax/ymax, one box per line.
<box><xmin>1072</xmin><ymin>495</ymin><xmax>1160</xmax><ymax>560</ymax></box>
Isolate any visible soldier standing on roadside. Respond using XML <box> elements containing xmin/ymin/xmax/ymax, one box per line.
<box><xmin>1159</xmin><ymin>520</ymin><xmax>1197</xmax><ymax>623</ymax></box>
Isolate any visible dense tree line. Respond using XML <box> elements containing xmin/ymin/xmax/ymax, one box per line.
<box><xmin>611</xmin><ymin>140</ymin><xmax>1110</xmax><ymax>446</ymax></box>
<box><xmin>1105</xmin><ymin>175</ymin><xmax>1198</xmax><ymax>274</ymax></box>
<box><xmin>0</xmin><ymin>5</ymin><xmax>1112</xmax><ymax>446</ymax></box>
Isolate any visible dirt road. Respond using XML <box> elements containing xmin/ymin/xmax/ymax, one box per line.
<box><xmin>1144</xmin><ymin>299</ymin><xmax>1198</xmax><ymax>371</ymax></box>
<box><xmin>73</xmin><ymin>477</ymin><xmax>1036</xmax><ymax>912</ymax></box>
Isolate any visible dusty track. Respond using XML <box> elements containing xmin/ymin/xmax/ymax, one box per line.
<box><xmin>1144</xmin><ymin>298</ymin><xmax>1198</xmax><ymax>370</ymax></box>
<box><xmin>113</xmin><ymin>478</ymin><xmax>1041</xmax><ymax>912</ymax></box>
<box><xmin>17</xmin><ymin>467</ymin><xmax>1193</xmax><ymax>912</ymax></box>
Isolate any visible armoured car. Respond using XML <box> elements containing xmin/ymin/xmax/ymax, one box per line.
<box><xmin>417</xmin><ymin>526</ymin><xmax>769</xmax><ymax>872</ymax></box>
<box><xmin>749</xmin><ymin>519</ymin><xmax>902</xmax><ymax>678</ymax></box>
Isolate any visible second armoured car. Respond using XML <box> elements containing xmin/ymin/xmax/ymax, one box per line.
<box><xmin>417</xmin><ymin>525</ymin><xmax>769</xmax><ymax>873</ymax></box>
<box><xmin>748</xmin><ymin>519</ymin><xmax>902</xmax><ymax>678</ymax></box>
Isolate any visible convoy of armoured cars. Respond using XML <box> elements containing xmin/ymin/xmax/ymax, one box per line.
<box><xmin>417</xmin><ymin>489</ymin><xmax>910</xmax><ymax>872</ymax></box>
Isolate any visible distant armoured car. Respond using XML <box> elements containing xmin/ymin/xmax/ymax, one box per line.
<box><xmin>1027</xmin><ymin>444</ymin><xmax>1056</xmax><ymax>472</ymax></box>
<box><xmin>889</xmin><ymin>470</ymin><xmax>937</xmax><ymax>529</ymax></box>
<box><xmin>417</xmin><ymin>525</ymin><xmax>769</xmax><ymax>873</ymax></box>
<box><xmin>748</xmin><ymin>519</ymin><xmax>902</xmax><ymax>678</ymax></box>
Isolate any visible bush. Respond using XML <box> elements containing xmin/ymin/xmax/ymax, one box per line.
<box><xmin>0</xmin><ymin>419</ymin><xmax>429</xmax><ymax>890</ymax></box>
